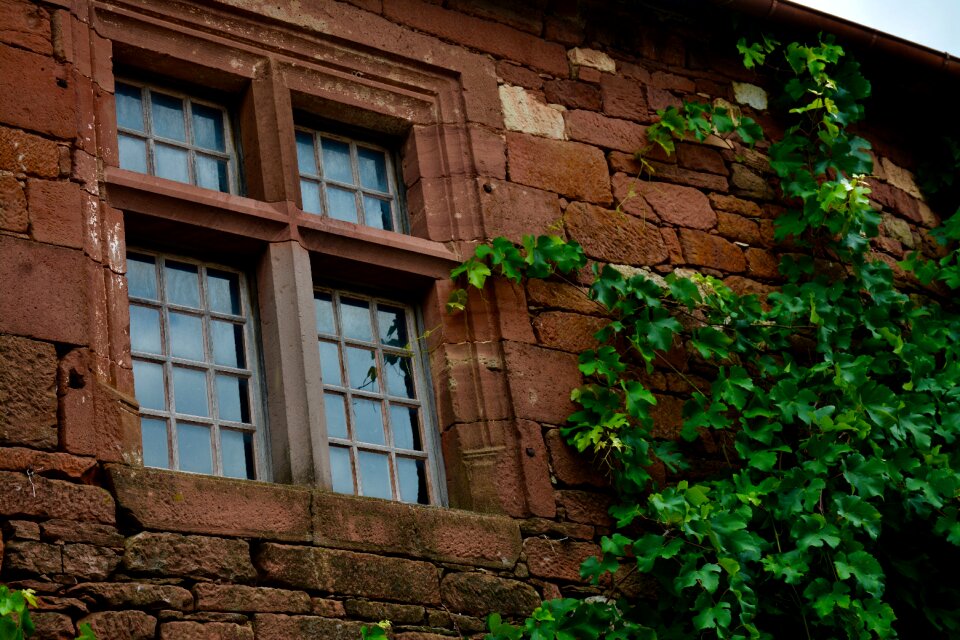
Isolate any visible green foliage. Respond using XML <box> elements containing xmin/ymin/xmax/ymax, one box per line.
<box><xmin>0</xmin><ymin>587</ymin><xmax>96</xmax><ymax>640</ymax></box>
<box><xmin>447</xmin><ymin>35</ymin><xmax>960</xmax><ymax>640</ymax></box>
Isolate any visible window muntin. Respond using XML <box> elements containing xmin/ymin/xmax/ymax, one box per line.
<box><xmin>128</xmin><ymin>251</ymin><xmax>265</xmax><ymax>479</ymax></box>
<box><xmin>315</xmin><ymin>289</ymin><xmax>434</xmax><ymax>504</ymax></box>
<box><xmin>116</xmin><ymin>81</ymin><xmax>238</xmax><ymax>194</ymax></box>
<box><xmin>295</xmin><ymin>129</ymin><xmax>401</xmax><ymax>232</ymax></box>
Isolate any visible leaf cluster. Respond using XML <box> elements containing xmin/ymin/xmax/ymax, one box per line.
<box><xmin>0</xmin><ymin>587</ymin><xmax>95</xmax><ymax>640</ymax></box>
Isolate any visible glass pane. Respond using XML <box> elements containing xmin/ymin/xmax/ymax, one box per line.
<box><xmin>191</xmin><ymin>103</ymin><xmax>226</xmax><ymax>151</ymax></box>
<box><xmin>300</xmin><ymin>180</ymin><xmax>321</xmax><ymax>215</ymax></box>
<box><xmin>340</xmin><ymin>298</ymin><xmax>373</xmax><ymax>341</ymax></box>
<box><xmin>314</xmin><ymin>292</ymin><xmax>335</xmax><ymax>335</ymax></box>
<box><xmin>357</xmin><ymin>147</ymin><xmax>389</xmax><ymax>192</ymax></box>
<box><xmin>362</xmin><ymin>195</ymin><xmax>393</xmax><ymax>231</ymax></box>
<box><xmin>127</xmin><ymin>254</ymin><xmax>157</xmax><ymax>300</ymax></box>
<box><xmin>129</xmin><ymin>305</ymin><xmax>162</xmax><ymax>355</ymax></box>
<box><xmin>177</xmin><ymin>423</ymin><xmax>212</xmax><ymax>474</ymax></box>
<box><xmin>196</xmin><ymin>154</ymin><xmax>229</xmax><ymax>192</ymax></box>
<box><xmin>115</xmin><ymin>83</ymin><xmax>144</xmax><ymax>132</ymax></box>
<box><xmin>169</xmin><ymin>312</ymin><xmax>204</xmax><ymax>361</ymax></box>
<box><xmin>329</xmin><ymin>446</ymin><xmax>354</xmax><ymax>494</ymax></box>
<box><xmin>118</xmin><ymin>134</ymin><xmax>148</xmax><ymax>173</ymax></box>
<box><xmin>352</xmin><ymin>397</ymin><xmax>384</xmax><ymax>445</ymax></box>
<box><xmin>173</xmin><ymin>366</ymin><xmax>208</xmax><ymax>417</ymax></box>
<box><xmin>133</xmin><ymin>360</ymin><xmax>165</xmax><ymax>411</ymax></box>
<box><xmin>397</xmin><ymin>457</ymin><xmax>428</xmax><ymax>504</ymax></box>
<box><xmin>141</xmin><ymin>417</ymin><xmax>169</xmax><ymax>469</ymax></box>
<box><xmin>296</xmin><ymin>130</ymin><xmax>317</xmax><ymax>176</ymax></box>
<box><xmin>358</xmin><ymin>451</ymin><xmax>392</xmax><ymax>499</ymax></box>
<box><xmin>207</xmin><ymin>269</ymin><xmax>241</xmax><ymax>315</ymax></box>
<box><xmin>390</xmin><ymin>405</ymin><xmax>421</xmax><ymax>451</ymax></box>
<box><xmin>155</xmin><ymin>144</ymin><xmax>190</xmax><ymax>184</ymax></box>
<box><xmin>318</xmin><ymin>341</ymin><xmax>342</xmax><ymax>386</ymax></box>
<box><xmin>326</xmin><ymin>186</ymin><xmax>358</xmax><ymax>223</ymax></box>
<box><xmin>385</xmin><ymin>354</ymin><xmax>415</xmax><ymax>398</ymax></box>
<box><xmin>320</xmin><ymin>137</ymin><xmax>353</xmax><ymax>183</ymax></box>
<box><xmin>151</xmin><ymin>92</ymin><xmax>186</xmax><ymax>141</ymax></box>
<box><xmin>324</xmin><ymin>392</ymin><xmax>348</xmax><ymax>439</ymax></box>
<box><xmin>216</xmin><ymin>374</ymin><xmax>250</xmax><ymax>423</ymax></box>
<box><xmin>164</xmin><ymin>261</ymin><xmax>200</xmax><ymax>308</ymax></box>
<box><xmin>377</xmin><ymin>305</ymin><xmax>408</xmax><ymax>347</ymax></box>
<box><xmin>221</xmin><ymin>429</ymin><xmax>255</xmax><ymax>479</ymax></box>
<box><xmin>211</xmin><ymin>320</ymin><xmax>245</xmax><ymax>368</ymax></box>
<box><xmin>346</xmin><ymin>346</ymin><xmax>379</xmax><ymax>392</ymax></box>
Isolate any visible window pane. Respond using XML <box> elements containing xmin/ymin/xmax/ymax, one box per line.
<box><xmin>169</xmin><ymin>312</ymin><xmax>204</xmax><ymax>361</ymax></box>
<box><xmin>178</xmin><ymin>423</ymin><xmax>213</xmax><ymax>474</ymax></box>
<box><xmin>127</xmin><ymin>254</ymin><xmax>158</xmax><ymax>300</ymax></box>
<box><xmin>118</xmin><ymin>134</ymin><xmax>148</xmax><ymax>173</ymax></box>
<box><xmin>377</xmin><ymin>305</ymin><xmax>408</xmax><ymax>347</ymax></box>
<box><xmin>352</xmin><ymin>397</ymin><xmax>384</xmax><ymax>445</ymax></box>
<box><xmin>324</xmin><ymin>392</ymin><xmax>348</xmax><ymax>439</ymax></box>
<box><xmin>115</xmin><ymin>83</ymin><xmax>145</xmax><ymax>132</ymax></box>
<box><xmin>164</xmin><ymin>262</ymin><xmax>200</xmax><ymax>308</ymax></box>
<box><xmin>173</xmin><ymin>366</ymin><xmax>208</xmax><ymax>417</ymax></box>
<box><xmin>297</xmin><ymin>180</ymin><xmax>320</xmax><ymax>215</ymax></box>
<box><xmin>141</xmin><ymin>417</ymin><xmax>169</xmax><ymax>469</ymax></box>
<box><xmin>151</xmin><ymin>92</ymin><xmax>187</xmax><ymax>141</ymax></box>
<box><xmin>397</xmin><ymin>457</ymin><xmax>428</xmax><ymax>504</ymax></box>
<box><xmin>216</xmin><ymin>374</ymin><xmax>250</xmax><ymax>423</ymax></box>
<box><xmin>155</xmin><ymin>144</ymin><xmax>190</xmax><ymax>183</ymax></box>
<box><xmin>318</xmin><ymin>341</ymin><xmax>342</xmax><ymax>386</ymax></box>
<box><xmin>314</xmin><ymin>292</ymin><xmax>335</xmax><ymax>335</ymax></box>
<box><xmin>390</xmin><ymin>405</ymin><xmax>421</xmax><ymax>451</ymax></box>
<box><xmin>130</xmin><ymin>305</ymin><xmax>162</xmax><ymax>355</ymax></box>
<box><xmin>196</xmin><ymin>154</ymin><xmax>229</xmax><ymax>192</ymax></box>
<box><xmin>133</xmin><ymin>360</ymin><xmax>165</xmax><ymax>411</ymax></box>
<box><xmin>362</xmin><ymin>195</ymin><xmax>393</xmax><ymax>231</ymax></box>
<box><xmin>357</xmin><ymin>147</ymin><xmax>388</xmax><ymax>192</ymax></box>
<box><xmin>340</xmin><ymin>298</ymin><xmax>373</xmax><ymax>341</ymax></box>
<box><xmin>385</xmin><ymin>354</ymin><xmax>415</xmax><ymax>398</ymax></box>
<box><xmin>358</xmin><ymin>450</ymin><xmax>391</xmax><ymax>499</ymax></box>
<box><xmin>346</xmin><ymin>346</ymin><xmax>379</xmax><ymax>392</ymax></box>
<box><xmin>320</xmin><ymin>137</ymin><xmax>353</xmax><ymax>183</ymax></box>
<box><xmin>326</xmin><ymin>186</ymin><xmax>358</xmax><ymax>223</ymax></box>
<box><xmin>191</xmin><ymin>103</ymin><xmax>226</xmax><ymax>151</ymax></box>
<box><xmin>221</xmin><ymin>429</ymin><xmax>255</xmax><ymax>479</ymax></box>
<box><xmin>329</xmin><ymin>446</ymin><xmax>354</xmax><ymax>494</ymax></box>
<box><xmin>296</xmin><ymin>131</ymin><xmax>317</xmax><ymax>176</ymax></box>
<box><xmin>211</xmin><ymin>320</ymin><xmax>245</xmax><ymax>368</ymax></box>
<box><xmin>207</xmin><ymin>269</ymin><xmax>241</xmax><ymax>315</ymax></box>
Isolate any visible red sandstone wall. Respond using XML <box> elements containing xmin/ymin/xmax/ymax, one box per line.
<box><xmin>0</xmin><ymin>0</ymin><xmax>947</xmax><ymax>638</ymax></box>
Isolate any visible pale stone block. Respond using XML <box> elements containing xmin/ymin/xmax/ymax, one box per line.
<box><xmin>732</xmin><ymin>82</ymin><xmax>768</xmax><ymax>110</ymax></box>
<box><xmin>567</xmin><ymin>47</ymin><xmax>616</xmax><ymax>73</ymax></box>
<box><xmin>881</xmin><ymin>158</ymin><xmax>923</xmax><ymax>199</ymax></box>
<box><xmin>499</xmin><ymin>85</ymin><xmax>566</xmax><ymax>139</ymax></box>
<box><xmin>882</xmin><ymin>213</ymin><xmax>915</xmax><ymax>248</ymax></box>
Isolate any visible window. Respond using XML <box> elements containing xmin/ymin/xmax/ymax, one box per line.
<box><xmin>315</xmin><ymin>289</ymin><xmax>435</xmax><ymax>504</ymax></box>
<box><xmin>127</xmin><ymin>251</ymin><xmax>266</xmax><ymax>479</ymax></box>
<box><xmin>115</xmin><ymin>81</ymin><xmax>238</xmax><ymax>194</ymax></box>
<box><xmin>295</xmin><ymin>128</ymin><xmax>402</xmax><ymax>231</ymax></box>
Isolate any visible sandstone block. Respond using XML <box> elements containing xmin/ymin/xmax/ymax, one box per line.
<box><xmin>343</xmin><ymin>599</ymin><xmax>425</xmax><ymax>624</ymax></box>
<box><xmin>567</xmin><ymin>47</ymin><xmax>615</xmax><ymax>73</ymax></box>
<box><xmin>731</xmin><ymin>164</ymin><xmax>775</xmax><ymax>200</ymax></box>
<box><xmin>479</xmin><ymin>178</ymin><xmax>561</xmax><ymax>242</ymax></box>
<box><xmin>644</xmin><ymin>161</ymin><xmax>728</xmax><ymax>192</ymax></box>
<box><xmin>679</xmin><ymin>229</ymin><xmax>746</xmax><ymax>272</ymax></box>
<box><xmin>193</xmin><ymin>584</ymin><xmax>311</xmax><ymax>614</ymax></box>
<box><xmin>499</xmin><ymin>85</ymin><xmax>565</xmax><ymax>139</ymax></box>
<box><xmin>522</xmin><ymin>537</ymin><xmax>599</xmax><ymax>582</ymax></box>
<box><xmin>638</xmin><ymin>181</ymin><xmax>716</xmax><ymax>230</ymax></box>
<box><xmin>69</xmin><ymin>582</ymin><xmax>193</xmax><ymax>610</ymax></box>
<box><xmin>564</xmin><ymin>201</ymin><xmax>668</xmax><ymax>266</ymax></box>
<box><xmin>545</xmin><ymin>429</ymin><xmax>607</xmax><ymax>487</ymax></box>
<box><xmin>78</xmin><ymin>611</ymin><xmax>156</xmax><ymax>640</ymax></box>
<box><xmin>507</xmin><ymin>133</ymin><xmax>611</xmax><ymax>204</ymax></box>
<box><xmin>27</xmin><ymin>179</ymin><xmax>83</xmax><ymax>249</ymax></box>
<box><xmin>565</xmin><ymin>109</ymin><xmax>647</xmax><ymax>153</ymax></box>
<box><xmin>253</xmin><ymin>614</ymin><xmax>365</xmax><ymax>640</ymax></box>
<box><xmin>880</xmin><ymin>158</ymin><xmax>922</xmax><ymax>199</ymax></box>
<box><xmin>41</xmin><ymin>519</ymin><xmax>123</xmax><ymax>547</ymax></box>
<box><xmin>611</xmin><ymin>173</ymin><xmax>656</xmax><ymax>220</ymax></box>
<box><xmin>676</xmin><ymin>144</ymin><xmax>728</xmax><ymax>175</ymax></box>
<box><xmin>4</xmin><ymin>540</ymin><xmax>62</xmax><ymax>574</ymax></box>
<box><xmin>543</xmin><ymin>80</ymin><xmax>601</xmax><ymax>111</ymax></box>
<box><xmin>532</xmin><ymin>311</ymin><xmax>605</xmax><ymax>353</ymax></box>
<box><xmin>556</xmin><ymin>489</ymin><xmax>615</xmax><ymax>526</ymax></box>
<box><xmin>441</xmin><ymin>572</ymin><xmax>540</xmax><ymax>617</ymax></box>
<box><xmin>732</xmin><ymin>82</ymin><xmax>768</xmax><ymax>110</ymax></box>
<box><xmin>0</xmin><ymin>125</ymin><xmax>59</xmax><ymax>177</ymax></box>
<box><xmin>159</xmin><ymin>621</ymin><xmax>254</xmax><ymax>640</ymax></box>
<box><xmin>525</xmin><ymin>280</ymin><xmax>598</xmax><ymax>315</ymax></box>
<box><xmin>0</xmin><ymin>471</ymin><xmax>115</xmax><ymax>523</ymax></box>
<box><xmin>601</xmin><ymin>74</ymin><xmax>648</xmax><ymax>121</ymax></box>
<box><xmin>62</xmin><ymin>543</ymin><xmax>119</xmax><ymax>580</ymax></box>
<box><xmin>0</xmin><ymin>334</ymin><xmax>57</xmax><ymax>449</ymax></box>
<box><xmin>123</xmin><ymin>533</ymin><xmax>256</xmax><ymax>582</ymax></box>
<box><xmin>0</xmin><ymin>44</ymin><xmax>74</xmax><ymax>139</ymax></box>
<box><xmin>716</xmin><ymin>212</ymin><xmax>760</xmax><ymax>245</ymax></box>
<box><xmin>745</xmin><ymin>247</ymin><xmax>780</xmax><ymax>279</ymax></box>
<box><xmin>0</xmin><ymin>0</ymin><xmax>52</xmax><ymax>54</ymax></box>
<box><xmin>0</xmin><ymin>447</ymin><xmax>96</xmax><ymax>479</ymax></box>
<box><xmin>709</xmin><ymin>193</ymin><xmax>763</xmax><ymax>217</ymax></box>
<box><xmin>503</xmin><ymin>341</ymin><xmax>580</xmax><ymax>425</ymax></box>
<box><xmin>0</xmin><ymin>174</ymin><xmax>28</xmax><ymax>232</ymax></box>
<box><xmin>31</xmin><ymin>612</ymin><xmax>74</xmax><ymax>640</ymax></box>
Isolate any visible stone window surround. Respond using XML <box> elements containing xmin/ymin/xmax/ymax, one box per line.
<box><xmin>85</xmin><ymin>0</ymin><xmax>554</xmax><ymax>520</ymax></box>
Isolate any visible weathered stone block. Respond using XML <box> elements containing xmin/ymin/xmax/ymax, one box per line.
<box><xmin>503</xmin><ymin>341</ymin><xmax>580</xmax><ymax>425</ymax></box>
<box><xmin>544</xmin><ymin>79</ymin><xmax>601</xmax><ymax>111</ymax></box>
<box><xmin>0</xmin><ymin>44</ymin><xmax>75</xmax><ymax>139</ymax></box>
<box><xmin>600</xmin><ymin>74</ymin><xmax>647</xmax><ymax>121</ymax></box>
<box><xmin>0</xmin><ymin>334</ymin><xmax>57</xmax><ymax>449</ymax></box>
<box><xmin>0</xmin><ymin>471</ymin><xmax>115</xmax><ymax>523</ymax></box>
<box><xmin>507</xmin><ymin>133</ymin><xmax>612</xmax><ymax>204</ymax></box>
<box><xmin>679</xmin><ymin>229</ymin><xmax>746</xmax><ymax>272</ymax></box>
<box><xmin>78</xmin><ymin>611</ymin><xmax>156</xmax><ymax>640</ymax></box>
<box><xmin>123</xmin><ymin>533</ymin><xmax>256</xmax><ymax>582</ymax></box>
<box><xmin>159</xmin><ymin>621</ymin><xmax>254</xmax><ymax>640</ymax></box>
<box><xmin>0</xmin><ymin>125</ymin><xmax>59</xmax><ymax>177</ymax></box>
<box><xmin>525</xmin><ymin>280</ymin><xmax>598</xmax><ymax>315</ymax></box>
<box><xmin>556</xmin><ymin>489</ymin><xmax>615</xmax><ymax>526</ymax></box>
<box><xmin>499</xmin><ymin>85</ymin><xmax>565</xmax><ymax>139</ymax></box>
<box><xmin>27</xmin><ymin>178</ymin><xmax>83</xmax><ymax>249</ymax></box>
<box><xmin>441</xmin><ymin>572</ymin><xmax>540</xmax><ymax>617</ymax></box>
<box><xmin>0</xmin><ymin>447</ymin><xmax>96</xmax><ymax>478</ymax></box>
<box><xmin>253</xmin><ymin>614</ymin><xmax>365</xmax><ymax>640</ymax></box>
<box><xmin>343</xmin><ymin>599</ymin><xmax>425</xmax><ymax>624</ymax></box>
<box><xmin>0</xmin><ymin>0</ymin><xmax>52</xmax><ymax>54</ymax></box>
<box><xmin>4</xmin><ymin>540</ymin><xmax>62</xmax><ymax>575</ymax></box>
<box><xmin>62</xmin><ymin>543</ymin><xmax>119</xmax><ymax>580</ymax></box>
<box><xmin>564</xmin><ymin>201</ymin><xmax>668</xmax><ymax>266</ymax></box>
<box><xmin>532</xmin><ymin>311</ymin><xmax>605</xmax><ymax>353</ymax></box>
<box><xmin>31</xmin><ymin>612</ymin><xmax>74</xmax><ymax>640</ymax></box>
<box><xmin>638</xmin><ymin>181</ymin><xmax>716</xmax><ymax>230</ymax></box>
<box><xmin>545</xmin><ymin>429</ymin><xmax>607</xmax><ymax>487</ymax></box>
<box><xmin>41</xmin><ymin>519</ymin><xmax>123</xmax><ymax>546</ymax></box>
<box><xmin>479</xmin><ymin>178</ymin><xmax>561</xmax><ymax>243</ymax></box>
<box><xmin>567</xmin><ymin>47</ymin><xmax>615</xmax><ymax>73</ymax></box>
<box><xmin>193</xmin><ymin>584</ymin><xmax>311</xmax><ymax>614</ymax></box>
<box><xmin>565</xmin><ymin>109</ymin><xmax>647</xmax><ymax>153</ymax></box>
<box><xmin>69</xmin><ymin>582</ymin><xmax>193</xmax><ymax>610</ymax></box>
<box><xmin>0</xmin><ymin>174</ymin><xmax>28</xmax><ymax>232</ymax></box>
<box><xmin>522</xmin><ymin>537</ymin><xmax>599</xmax><ymax>582</ymax></box>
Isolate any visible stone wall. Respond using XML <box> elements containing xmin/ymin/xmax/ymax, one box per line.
<box><xmin>0</xmin><ymin>0</ymin><xmax>948</xmax><ymax>638</ymax></box>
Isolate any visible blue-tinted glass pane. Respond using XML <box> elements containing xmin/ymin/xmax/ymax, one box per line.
<box><xmin>216</xmin><ymin>374</ymin><xmax>250</xmax><ymax>423</ymax></box>
<box><xmin>340</xmin><ymin>298</ymin><xmax>372</xmax><ymax>341</ymax></box>
<box><xmin>314</xmin><ymin>292</ymin><xmax>335</xmax><ymax>335</ymax></box>
<box><xmin>196</xmin><ymin>154</ymin><xmax>228</xmax><ymax>192</ymax></box>
<box><xmin>211</xmin><ymin>320</ymin><xmax>244</xmax><ymax>368</ymax></box>
<box><xmin>164</xmin><ymin>262</ymin><xmax>200</xmax><ymax>308</ymax></box>
<box><xmin>385</xmin><ymin>354</ymin><xmax>415</xmax><ymax>398</ymax></box>
<box><xmin>357</xmin><ymin>147</ymin><xmax>388</xmax><ymax>192</ymax></box>
<box><xmin>169</xmin><ymin>312</ymin><xmax>204</xmax><ymax>361</ymax></box>
<box><xmin>115</xmin><ymin>83</ymin><xmax>144</xmax><ymax>132</ymax></box>
<box><xmin>377</xmin><ymin>305</ymin><xmax>407</xmax><ymax>347</ymax></box>
<box><xmin>141</xmin><ymin>417</ymin><xmax>169</xmax><ymax>469</ymax></box>
<box><xmin>151</xmin><ymin>92</ymin><xmax>186</xmax><ymax>141</ymax></box>
<box><xmin>397</xmin><ymin>457</ymin><xmax>428</xmax><ymax>504</ymax></box>
<box><xmin>324</xmin><ymin>392</ymin><xmax>348</xmax><ymax>439</ymax></box>
<box><xmin>358</xmin><ymin>451</ymin><xmax>391</xmax><ymax>499</ymax></box>
<box><xmin>390</xmin><ymin>405</ymin><xmax>421</xmax><ymax>451</ymax></box>
<box><xmin>127</xmin><ymin>254</ymin><xmax>157</xmax><ymax>300</ymax></box>
<box><xmin>177</xmin><ymin>423</ymin><xmax>212</xmax><ymax>474</ymax></box>
<box><xmin>221</xmin><ymin>429</ymin><xmax>254</xmax><ymax>479</ymax></box>
<box><xmin>318</xmin><ymin>341</ymin><xmax>342</xmax><ymax>386</ymax></box>
<box><xmin>207</xmin><ymin>269</ymin><xmax>241</xmax><ymax>315</ymax></box>
<box><xmin>133</xmin><ymin>360</ymin><xmax>165</xmax><ymax>411</ymax></box>
<box><xmin>296</xmin><ymin>131</ymin><xmax>317</xmax><ymax>176</ymax></box>
<box><xmin>346</xmin><ymin>346</ymin><xmax>378</xmax><ymax>392</ymax></box>
<box><xmin>300</xmin><ymin>180</ymin><xmax>321</xmax><ymax>214</ymax></box>
<box><xmin>155</xmin><ymin>144</ymin><xmax>190</xmax><ymax>183</ymax></box>
<box><xmin>362</xmin><ymin>195</ymin><xmax>393</xmax><ymax>231</ymax></box>
<box><xmin>118</xmin><ymin>135</ymin><xmax>148</xmax><ymax>173</ymax></box>
<box><xmin>352</xmin><ymin>397</ymin><xmax>384</xmax><ymax>445</ymax></box>
<box><xmin>329</xmin><ymin>446</ymin><xmax>353</xmax><ymax>494</ymax></box>
<box><xmin>320</xmin><ymin>137</ymin><xmax>353</xmax><ymax>183</ymax></box>
<box><xmin>191</xmin><ymin>103</ymin><xmax>225</xmax><ymax>151</ymax></box>
<box><xmin>326</xmin><ymin>186</ymin><xmax>357</xmax><ymax>223</ymax></box>
<box><xmin>130</xmin><ymin>305</ymin><xmax>162</xmax><ymax>355</ymax></box>
<box><xmin>173</xmin><ymin>366</ymin><xmax>208</xmax><ymax>417</ymax></box>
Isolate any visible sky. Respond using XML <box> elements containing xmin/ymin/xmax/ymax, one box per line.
<box><xmin>790</xmin><ymin>0</ymin><xmax>960</xmax><ymax>57</ymax></box>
